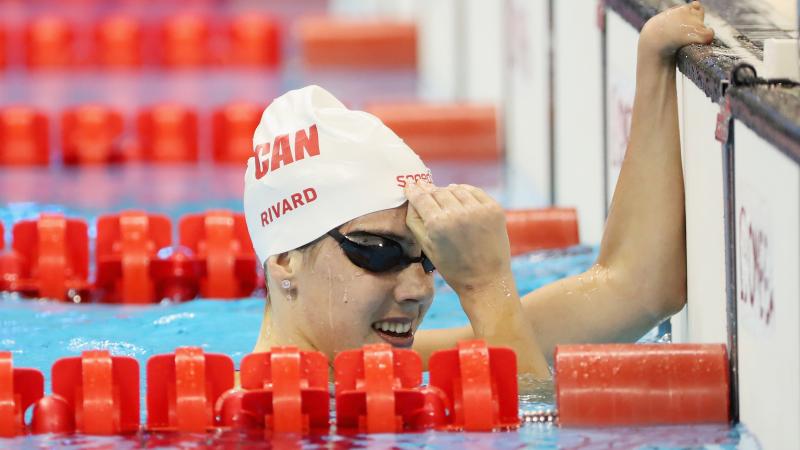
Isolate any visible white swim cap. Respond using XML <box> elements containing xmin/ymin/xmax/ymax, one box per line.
<box><xmin>244</xmin><ymin>85</ymin><xmax>432</xmax><ymax>266</ymax></box>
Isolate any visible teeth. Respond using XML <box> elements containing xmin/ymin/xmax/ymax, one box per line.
<box><xmin>372</xmin><ymin>321</ymin><xmax>411</xmax><ymax>334</ymax></box>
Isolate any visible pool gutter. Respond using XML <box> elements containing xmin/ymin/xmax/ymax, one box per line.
<box><xmin>606</xmin><ymin>0</ymin><xmax>800</xmax><ymax>162</ymax></box>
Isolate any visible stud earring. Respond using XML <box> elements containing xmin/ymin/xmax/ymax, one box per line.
<box><xmin>281</xmin><ymin>279</ymin><xmax>291</xmax><ymax>290</ymax></box>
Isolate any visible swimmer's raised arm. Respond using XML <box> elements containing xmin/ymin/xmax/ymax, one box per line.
<box><xmin>518</xmin><ymin>2</ymin><xmax>713</xmax><ymax>361</ymax></box>
<box><xmin>405</xmin><ymin>182</ymin><xmax>550</xmax><ymax>377</ymax></box>
<box><xmin>410</xmin><ymin>2</ymin><xmax>714</xmax><ymax>367</ymax></box>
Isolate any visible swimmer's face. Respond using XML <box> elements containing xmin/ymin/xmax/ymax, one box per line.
<box><xmin>287</xmin><ymin>204</ymin><xmax>434</xmax><ymax>357</ymax></box>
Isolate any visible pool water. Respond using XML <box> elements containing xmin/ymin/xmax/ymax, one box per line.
<box><xmin>0</xmin><ymin>231</ymin><xmax>758</xmax><ymax>448</ymax></box>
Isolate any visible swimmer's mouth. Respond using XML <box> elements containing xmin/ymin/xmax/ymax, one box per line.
<box><xmin>371</xmin><ymin>319</ymin><xmax>414</xmax><ymax>348</ymax></box>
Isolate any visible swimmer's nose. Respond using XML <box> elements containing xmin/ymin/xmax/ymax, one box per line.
<box><xmin>393</xmin><ymin>263</ymin><xmax>434</xmax><ymax>304</ymax></box>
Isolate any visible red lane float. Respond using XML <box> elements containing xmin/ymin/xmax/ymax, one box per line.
<box><xmin>94</xmin><ymin>15</ymin><xmax>143</xmax><ymax>68</ymax></box>
<box><xmin>220</xmin><ymin>347</ymin><xmax>329</xmax><ymax>433</ymax></box>
<box><xmin>212</xmin><ymin>102</ymin><xmax>264</xmax><ymax>164</ymax></box>
<box><xmin>0</xmin><ymin>26</ymin><xmax>5</xmax><ymax>69</ymax></box>
<box><xmin>9</xmin><ymin>214</ymin><xmax>90</xmax><ymax>301</ymax></box>
<box><xmin>227</xmin><ymin>14</ymin><xmax>280</xmax><ymax>67</ymax></box>
<box><xmin>0</xmin><ymin>106</ymin><xmax>49</xmax><ymax>166</ymax></box>
<box><xmin>0</xmin><ymin>207</ymin><xmax>581</xmax><ymax>300</ymax></box>
<box><xmin>298</xmin><ymin>18</ymin><xmax>416</xmax><ymax>69</ymax></box>
<box><xmin>149</xmin><ymin>246</ymin><xmax>202</xmax><ymax>302</ymax></box>
<box><xmin>505</xmin><ymin>208</ymin><xmax>580</xmax><ymax>255</ymax></box>
<box><xmin>95</xmin><ymin>211</ymin><xmax>172</xmax><ymax>303</ymax></box>
<box><xmin>147</xmin><ymin>347</ymin><xmax>234</xmax><ymax>433</ymax></box>
<box><xmin>555</xmin><ymin>343</ymin><xmax>730</xmax><ymax>427</ymax></box>
<box><xmin>137</xmin><ymin>104</ymin><xmax>199</xmax><ymax>163</ymax></box>
<box><xmin>32</xmin><ymin>350</ymin><xmax>139</xmax><ymax>435</ymax></box>
<box><xmin>366</xmin><ymin>103</ymin><xmax>499</xmax><ymax>161</ymax></box>
<box><xmin>25</xmin><ymin>16</ymin><xmax>74</xmax><ymax>69</ymax></box>
<box><xmin>429</xmin><ymin>340</ymin><xmax>520</xmax><ymax>431</ymax></box>
<box><xmin>0</xmin><ymin>352</ymin><xmax>44</xmax><ymax>437</ymax></box>
<box><xmin>61</xmin><ymin>105</ymin><xmax>125</xmax><ymax>165</ymax></box>
<box><xmin>160</xmin><ymin>14</ymin><xmax>210</xmax><ymax>68</ymax></box>
<box><xmin>335</xmin><ymin>343</ymin><xmax>432</xmax><ymax>433</ymax></box>
<box><xmin>179</xmin><ymin>210</ymin><xmax>257</xmax><ymax>299</ymax></box>
<box><xmin>1</xmin><ymin>342</ymin><xmax>735</xmax><ymax>437</ymax></box>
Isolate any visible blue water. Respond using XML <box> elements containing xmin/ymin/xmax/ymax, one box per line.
<box><xmin>0</xmin><ymin>240</ymin><xmax>759</xmax><ymax>448</ymax></box>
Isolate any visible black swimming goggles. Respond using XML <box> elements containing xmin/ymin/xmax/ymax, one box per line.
<box><xmin>327</xmin><ymin>229</ymin><xmax>435</xmax><ymax>274</ymax></box>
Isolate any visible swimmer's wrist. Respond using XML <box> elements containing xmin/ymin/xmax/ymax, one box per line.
<box><xmin>456</xmin><ymin>273</ymin><xmax>524</xmax><ymax>325</ymax></box>
<box><xmin>462</xmin><ymin>297</ymin><xmax>549</xmax><ymax>377</ymax></box>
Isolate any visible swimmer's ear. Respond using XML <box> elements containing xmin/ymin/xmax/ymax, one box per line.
<box><xmin>265</xmin><ymin>251</ymin><xmax>303</xmax><ymax>285</ymax></box>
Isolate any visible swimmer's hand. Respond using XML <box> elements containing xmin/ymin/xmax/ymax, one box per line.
<box><xmin>404</xmin><ymin>182</ymin><xmax>512</xmax><ymax>295</ymax></box>
<box><xmin>405</xmin><ymin>182</ymin><xmax>550</xmax><ymax>377</ymax></box>
<box><xmin>639</xmin><ymin>1</ymin><xmax>714</xmax><ymax>64</ymax></box>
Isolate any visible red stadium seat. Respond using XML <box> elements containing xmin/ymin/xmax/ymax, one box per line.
<box><xmin>505</xmin><ymin>208</ymin><xmax>580</xmax><ymax>255</ymax></box>
<box><xmin>212</xmin><ymin>102</ymin><xmax>263</xmax><ymax>164</ymax></box>
<box><xmin>0</xmin><ymin>106</ymin><xmax>49</xmax><ymax>166</ymax></box>
<box><xmin>366</xmin><ymin>103</ymin><xmax>500</xmax><ymax>161</ymax></box>
<box><xmin>95</xmin><ymin>211</ymin><xmax>172</xmax><ymax>303</ymax></box>
<box><xmin>160</xmin><ymin>14</ymin><xmax>211</xmax><ymax>67</ymax></box>
<box><xmin>227</xmin><ymin>14</ymin><xmax>280</xmax><ymax>67</ymax></box>
<box><xmin>25</xmin><ymin>16</ymin><xmax>75</xmax><ymax>69</ymax></box>
<box><xmin>32</xmin><ymin>350</ymin><xmax>139</xmax><ymax>435</ymax></box>
<box><xmin>137</xmin><ymin>104</ymin><xmax>198</xmax><ymax>163</ymax></box>
<box><xmin>147</xmin><ymin>347</ymin><xmax>234</xmax><ymax>433</ymax></box>
<box><xmin>298</xmin><ymin>18</ymin><xmax>416</xmax><ymax>69</ymax></box>
<box><xmin>178</xmin><ymin>210</ymin><xmax>258</xmax><ymax>299</ymax></box>
<box><xmin>10</xmin><ymin>214</ymin><xmax>90</xmax><ymax>301</ymax></box>
<box><xmin>94</xmin><ymin>15</ymin><xmax>143</xmax><ymax>68</ymax></box>
<box><xmin>61</xmin><ymin>105</ymin><xmax>125</xmax><ymax>165</ymax></box>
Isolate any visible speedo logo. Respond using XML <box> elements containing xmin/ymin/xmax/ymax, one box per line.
<box><xmin>253</xmin><ymin>124</ymin><xmax>320</xmax><ymax>180</ymax></box>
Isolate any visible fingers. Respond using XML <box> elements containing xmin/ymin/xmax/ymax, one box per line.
<box><xmin>450</xmin><ymin>185</ymin><xmax>481</xmax><ymax>207</ymax></box>
<box><xmin>688</xmin><ymin>24</ymin><xmax>714</xmax><ymax>45</ymax></box>
<box><xmin>405</xmin><ymin>203</ymin><xmax>433</xmax><ymax>251</ymax></box>
<box><xmin>457</xmin><ymin>184</ymin><xmax>496</xmax><ymax>205</ymax></box>
<box><xmin>404</xmin><ymin>182</ymin><xmax>442</xmax><ymax>219</ymax></box>
<box><xmin>431</xmin><ymin>186</ymin><xmax>465</xmax><ymax>212</ymax></box>
<box><xmin>698</xmin><ymin>27</ymin><xmax>714</xmax><ymax>44</ymax></box>
<box><xmin>405</xmin><ymin>182</ymin><xmax>495</xmax><ymax>214</ymax></box>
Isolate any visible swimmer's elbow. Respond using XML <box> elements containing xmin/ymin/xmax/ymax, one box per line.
<box><xmin>639</xmin><ymin>271</ymin><xmax>687</xmax><ymax>321</ymax></box>
<box><xmin>649</xmin><ymin>289</ymin><xmax>686</xmax><ymax>321</ymax></box>
<box><xmin>611</xmin><ymin>262</ymin><xmax>687</xmax><ymax>321</ymax></box>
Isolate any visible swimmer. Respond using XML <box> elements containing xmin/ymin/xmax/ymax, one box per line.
<box><xmin>247</xmin><ymin>2</ymin><xmax>715</xmax><ymax>379</ymax></box>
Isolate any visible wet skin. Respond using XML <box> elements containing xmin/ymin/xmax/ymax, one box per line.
<box><xmin>255</xmin><ymin>2</ymin><xmax>715</xmax><ymax>378</ymax></box>
<box><xmin>256</xmin><ymin>205</ymin><xmax>435</xmax><ymax>360</ymax></box>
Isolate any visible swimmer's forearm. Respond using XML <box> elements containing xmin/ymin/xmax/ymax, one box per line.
<box><xmin>457</xmin><ymin>274</ymin><xmax>551</xmax><ymax>377</ymax></box>
<box><xmin>596</xmin><ymin>49</ymin><xmax>687</xmax><ymax>315</ymax></box>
